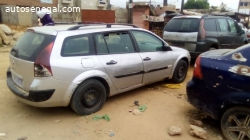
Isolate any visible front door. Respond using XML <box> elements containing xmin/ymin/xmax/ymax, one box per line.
<box><xmin>130</xmin><ymin>30</ymin><xmax>174</xmax><ymax>84</ymax></box>
<box><xmin>94</xmin><ymin>32</ymin><xmax>143</xmax><ymax>90</ymax></box>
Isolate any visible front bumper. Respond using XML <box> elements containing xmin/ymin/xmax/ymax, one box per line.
<box><xmin>186</xmin><ymin>78</ymin><xmax>219</xmax><ymax>120</ymax></box>
<box><xmin>6</xmin><ymin>70</ymin><xmax>55</xmax><ymax>102</ymax></box>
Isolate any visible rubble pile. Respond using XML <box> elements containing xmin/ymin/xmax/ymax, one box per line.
<box><xmin>0</xmin><ymin>24</ymin><xmax>25</xmax><ymax>47</ymax></box>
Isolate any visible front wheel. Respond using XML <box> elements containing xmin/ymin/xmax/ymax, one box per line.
<box><xmin>70</xmin><ymin>79</ymin><xmax>106</xmax><ymax>115</ymax></box>
<box><xmin>172</xmin><ymin>60</ymin><xmax>188</xmax><ymax>83</ymax></box>
<box><xmin>221</xmin><ymin>107</ymin><xmax>250</xmax><ymax>140</ymax></box>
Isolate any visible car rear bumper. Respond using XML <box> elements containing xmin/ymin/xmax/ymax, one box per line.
<box><xmin>7</xmin><ymin>70</ymin><xmax>55</xmax><ymax>102</ymax></box>
<box><xmin>6</xmin><ymin>68</ymin><xmax>73</xmax><ymax>107</ymax></box>
<box><xmin>186</xmin><ymin>78</ymin><xmax>219</xmax><ymax>120</ymax></box>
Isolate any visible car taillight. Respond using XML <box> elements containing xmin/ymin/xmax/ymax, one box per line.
<box><xmin>247</xmin><ymin>34</ymin><xmax>250</xmax><ymax>38</ymax></box>
<box><xmin>198</xmin><ymin>19</ymin><xmax>206</xmax><ymax>40</ymax></box>
<box><xmin>193</xmin><ymin>56</ymin><xmax>203</xmax><ymax>79</ymax></box>
<box><xmin>34</xmin><ymin>42</ymin><xmax>54</xmax><ymax>77</ymax></box>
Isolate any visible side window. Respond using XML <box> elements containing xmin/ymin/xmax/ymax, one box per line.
<box><xmin>228</xmin><ymin>19</ymin><xmax>237</xmax><ymax>33</ymax></box>
<box><xmin>204</xmin><ymin>19</ymin><xmax>217</xmax><ymax>31</ymax></box>
<box><xmin>217</xmin><ymin>19</ymin><xmax>230</xmax><ymax>32</ymax></box>
<box><xmin>62</xmin><ymin>35</ymin><xmax>90</xmax><ymax>56</ymax></box>
<box><xmin>102</xmin><ymin>32</ymin><xmax>135</xmax><ymax>54</ymax></box>
<box><xmin>94</xmin><ymin>34</ymin><xmax>109</xmax><ymax>55</ymax></box>
<box><xmin>131</xmin><ymin>31</ymin><xmax>163</xmax><ymax>52</ymax></box>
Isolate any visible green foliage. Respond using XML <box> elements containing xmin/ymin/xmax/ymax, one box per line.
<box><xmin>92</xmin><ymin>114</ymin><xmax>110</xmax><ymax>122</ymax></box>
<box><xmin>184</xmin><ymin>0</ymin><xmax>210</xmax><ymax>9</ymax></box>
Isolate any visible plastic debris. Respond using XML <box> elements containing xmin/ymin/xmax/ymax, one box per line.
<box><xmin>0</xmin><ymin>133</ymin><xmax>7</xmax><ymax>137</ymax></box>
<box><xmin>92</xmin><ymin>114</ymin><xmax>110</xmax><ymax>122</ymax></box>
<box><xmin>163</xmin><ymin>84</ymin><xmax>182</xmax><ymax>89</ymax></box>
<box><xmin>134</xmin><ymin>100</ymin><xmax>139</xmax><ymax>106</ymax></box>
<box><xmin>55</xmin><ymin>120</ymin><xmax>61</xmax><ymax>123</ymax></box>
<box><xmin>138</xmin><ymin>105</ymin><xmax>147</xmax><ymax>112</ymax></box>
<box><xmin>109</xmin><ymin>132</ymin><xmax>115</xmax><ymax>137</ymax></box>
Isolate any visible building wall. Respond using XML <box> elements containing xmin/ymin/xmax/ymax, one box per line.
<box><xmin>0</xmin><ymin>0</ymin><xmax>58</xmax><ymax>7</ymax></box>
<box><xmin>112</xmin><ymin>6</ymin><xmax>128</xmax><ymax>23</ymax></box>
<box><xmin>239</xmin><ymin>0</ymin><xmax>250</xmax><ymax>13</ymax></box>
<box><xmin>81</xmin><ymin>0</ymin><xmax>108</xmax><ymax>10</ymax></box>
<box><xmin>133</xmin><ymin>6</ymin><xmax>150</xmax><ymax>30</ymax></box>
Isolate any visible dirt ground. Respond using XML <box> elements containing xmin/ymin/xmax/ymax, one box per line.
<box><xmin>0</xmin><ymin>46</ymin><xmax>223</xmax><ymax>140</ymax></box>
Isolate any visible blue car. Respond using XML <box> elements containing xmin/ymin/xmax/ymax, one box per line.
<box><xmin>187</xmin><ymin>44</ymin><xmax>250</xmax><ymax>140</ymax></box>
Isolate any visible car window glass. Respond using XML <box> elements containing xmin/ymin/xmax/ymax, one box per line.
<box><xmin>204</xmin><ymin>19</ymin><xmax>217</xmax><ymax>31</ymax></box>
<box><xmin>164</xmin><ymin>18</ymin><xmax>199</xmax><ymax>32</ymax></box>
<box><xmin>94</xmin><ymin>34</ymin><xmax>109</xmax><ymax>55</ymax></box>
<box><xmin>131</xmin><ymin>31</ymin><xmax>163</xmax><ymax>52</ymax></box>
<box><xmin>217</xmin><ymin>19</ymin><xmax>230</xmax><ymax>32</ymax></box>
<box><xmin>62</xmin><ymin>35</ymin><xmax>90</xmax><ymax>56</ymax></box>
<box><xmin>228</xmin><ymin>19</ymin><xmax>237</xmax><ymax>33</ymax></box>
<box><xmin>103</xmin><ymin>32</ymin><xmax>135</xmax><ymax>54</ymax></box>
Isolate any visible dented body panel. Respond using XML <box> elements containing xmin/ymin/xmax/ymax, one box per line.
<box><xmin>187</xmin><ymin>44</ymin><xmax>250</xmax><ymax>120</ymax></box>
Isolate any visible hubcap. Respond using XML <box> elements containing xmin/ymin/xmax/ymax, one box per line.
<box><xmin>226</xmin><ymin>114</ymin><xmax>250</xmax><ymax>140</ymax></box>
<box><xmin>178</xmin><ymin>65</ymin><xmax>186</xmax><ymax>78</ymax></box>
<box><xmin>81</xmin><ymin>88</ymin><xmax>100</xmax><ymax>108</ymax></box>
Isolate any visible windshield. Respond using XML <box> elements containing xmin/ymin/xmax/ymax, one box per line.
<box><xmin>164</xmin><ymin>18</ymin><xmax>200</xmax><ymax>32</ymax></box>
<box><xmin>10</xmin><ymin>31</ymin><xmax>56</xmax><ymax>61</ymax></box>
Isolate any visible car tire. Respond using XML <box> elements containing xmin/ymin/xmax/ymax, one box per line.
<box><xmin>70</xmin><ymin>79</ymin><xmax>106</xmax><ymax>115</ymax></box>
<box><xmin>172</xmin><ymin>60</ymin><xmax>188</xmax><ymax>83</ymax></box>
<box><xmin>221</xmin><ymin>107</ymin><xmax>250</xmax><ymax>140</ymax></box>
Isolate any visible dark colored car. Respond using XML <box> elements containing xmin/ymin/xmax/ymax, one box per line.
<box><xmin>163</xmin><ymin>15</ymin><xmax>248</xmax><ymax>59</ymax></box>
<box><xmin>187</xmin><ymin>43</ymin><xmax>250</xmax><ymax>140</ymax></box>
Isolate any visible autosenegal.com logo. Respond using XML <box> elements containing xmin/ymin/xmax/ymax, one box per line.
<box><xmin>5</xmin><ymin>4</ymin><xmax>81</xmax><ymax>13</ymax></box>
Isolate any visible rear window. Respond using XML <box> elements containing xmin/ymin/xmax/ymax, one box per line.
<box><xmin>204</xmin><ymin>19</ymin><xmax>217</xmax><ymax>31</ymax></box>
<box><xmin>10</xmin><ymin>31</ymin><xmax>56</xmax><ymax>61</ymax></box>
<box><xmin>164</xmin><ymin>18</ymin><xmax>200</xmax><ymax>32</ymax></box>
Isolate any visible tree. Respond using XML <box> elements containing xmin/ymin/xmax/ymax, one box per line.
<box><xmin>184</xmin><ymin>0</ymin><xmax>210</xmax><ymax>9</ymax></box>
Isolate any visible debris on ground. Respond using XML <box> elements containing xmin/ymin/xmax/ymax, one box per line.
<box><xmin>17</xmin><ymin>136</ymin><xmax>28</xmax><ymax>140</ymax></box>
<box><xmin>55</xmin><ymin>120</ymin><xmax>61</xmax><ymax>123</ymax></box>
<box><xmin>134</xmin><ymin>100</ymin><xmax>139</xmax><ymax>106</ymax></box>
<box><xmin>0</xmin><ymin>24</ymin><xmax>13</xmax><ymax>35</ymax></box>
<box><xmin>0</xmin><ymin>133</ymin><xmax>7</xmax><ymax>137</ymax></box>
<box><xmin>190</xmin><ymin>125</ymin><xmax>207</xmax><ymax>139</ymax></box>
<box><xmin>109</xmin><ymin>132</ymin><xmax>115</xmax><ymax>137</ymax></box>
<box><xmin>133</xmin><ymin>109</ymin><xmax>141</xmax><ymax>115</ymax></box>
<box><xmin>168</xmin><ymin>126</ymin><xmax>182</xmax><ymax>136</ymax></box>
<box><xmin>138</xmin><ymin>105</ymin><xmax>147</xmax><ymax>112</ymax></box>
<box><xmin>163</xmin><ymin>84</ymin><xmax>182</xmax><ymax>89</ymax></box>
<box><xmin>92</xmin><ymin>114</ymin><xmax>110</xmax><ymax>122</ymax></box>
<box><xmin>129</xmin><ymin>109</ymin><xmax>132</xmax><ymax>112</ymax></box>
<box><xmin>190</xmin><ymin>119</ymin><xmax>203</xmax><ymax>127</ymax></box>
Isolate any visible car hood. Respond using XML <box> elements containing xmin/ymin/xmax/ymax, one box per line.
<box><xmin>200</xmin><ymin>49</ymin><xmax>233</xmax><ymax>57</ymax></box>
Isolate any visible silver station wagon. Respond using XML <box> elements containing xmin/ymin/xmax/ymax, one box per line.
<box><xmin>7</xmin><ymin>24</ymin><xmax>190</xmax><ymax>115</ymax></box>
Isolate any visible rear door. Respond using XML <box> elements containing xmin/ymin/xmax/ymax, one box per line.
<box><xmin>216</xmin><ymin>18</ymin><xmax>233</xmax><ymax>48</ymax></box>
<box><xmin>131</xmin><ymin>30</ymin><xmax>174</xmax><ymax>84</ymax></box>
<box><xmin>163</xmin><ymin>17</ymin><xmax>200</xmax><ymax>52</ymax></box>
<box><xmin>95</xmin><ymin>31</ymin><xmax>144</xmax><ymax>90</ymax></box>
<box><xmin>9</xmin><ymin>31</ymin><xmax>55</xmax><ymax>91</ymax></box>
<box><xmin>227</xmin><ymin>19</ymin><xmax>245</xmax><ymax>48</ymax></box>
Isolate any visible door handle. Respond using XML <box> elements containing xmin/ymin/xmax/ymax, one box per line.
<box><xmin>143</xmin><ymin>57</ymin><xmax>151</xmax><ymax>61</ymax></box>
<box><xmin>106</xmin><ymin>60</ymin><xmax>117</xmax><ymax>65</ymax></box>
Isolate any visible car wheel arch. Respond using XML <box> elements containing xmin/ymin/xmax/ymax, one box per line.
<box><xmin>63</xmin><ymin>70</ymin><xmax>114</xmax><ymax>106</ymax></box>
<box><xmin>169</xmin><ymin>56</ymin><xmax>189</xmax><ymax>79</ymax></box>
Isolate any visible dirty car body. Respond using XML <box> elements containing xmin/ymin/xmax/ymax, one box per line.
<box><xmin>187</xmin><ymin>44</ymin><xmax>250</xmax><ymax>120</ymax></box>
<box><xmin>6</xmin><ymin>24</ymin><xmax>190</xmax><ymax>115</ymax></box>
<box><xmin>187</xmin><ymin>44</ymin><xmax>250</xmax><ymax>140</ymax></box>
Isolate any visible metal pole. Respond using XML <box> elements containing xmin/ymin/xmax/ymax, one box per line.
<box><xmin>129</xmin><ymin>0</ymin><xmax>133</xmax><ymax>24</ymax></box>
<box><xmin>180</xmin><ymin>0</ymin><xmax>184</xmax><ymax>14</ymax></box>
<box><xmin>164</xmin><ymin>0</ymin><xmax>168</xmax><ymax>6</ymax></box>
<box><xmin>238</xmin><ymin>0</ymin><xmax>241</xmax><ymax>12</ymax></box>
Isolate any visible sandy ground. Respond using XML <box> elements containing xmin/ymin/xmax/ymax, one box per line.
<box><xmin>0</xmin><ymin>46</ymin><xmax>223</xmax><ymax>140</ymax></box>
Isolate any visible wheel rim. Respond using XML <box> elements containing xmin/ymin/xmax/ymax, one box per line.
<box><xmin>177</xmin><ymin>65</ymin><xmax>186</xmax><ymax>78</ymax></box>
<box><xmin>81</xmin><ymin>88</ymin><xmax>101</xmax><ymax>108</ymax></box>
<box><xmin>226</xmin><ymin>114</ymin><xmax>250</xmax><ymax>140</ymax></box>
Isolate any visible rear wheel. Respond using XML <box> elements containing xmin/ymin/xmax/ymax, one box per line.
<box><xmin>172</xmin><ymin>60</ymin><xmax>188</xmax><ymax>83</ymax></box>
<box><xmin>221</xmin><ymin>107</ymin><xmax>250</xmax><ymax>140</ymax></box>
<box><xmin>70</xmin><ymin>79</ymin><xmax>106</xmax><ymax>115</ymax></box>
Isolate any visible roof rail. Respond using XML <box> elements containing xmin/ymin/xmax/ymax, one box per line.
<box><xmin>67</xmin><ymin>23</ymin><xmax>139</xmax><ymax>31</ymax></box>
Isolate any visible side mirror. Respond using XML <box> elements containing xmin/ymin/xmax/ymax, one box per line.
<box><xmin>162</xmin><ymin>45</ymin><xmax>172</xmax><ymax>51</ymax></box>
